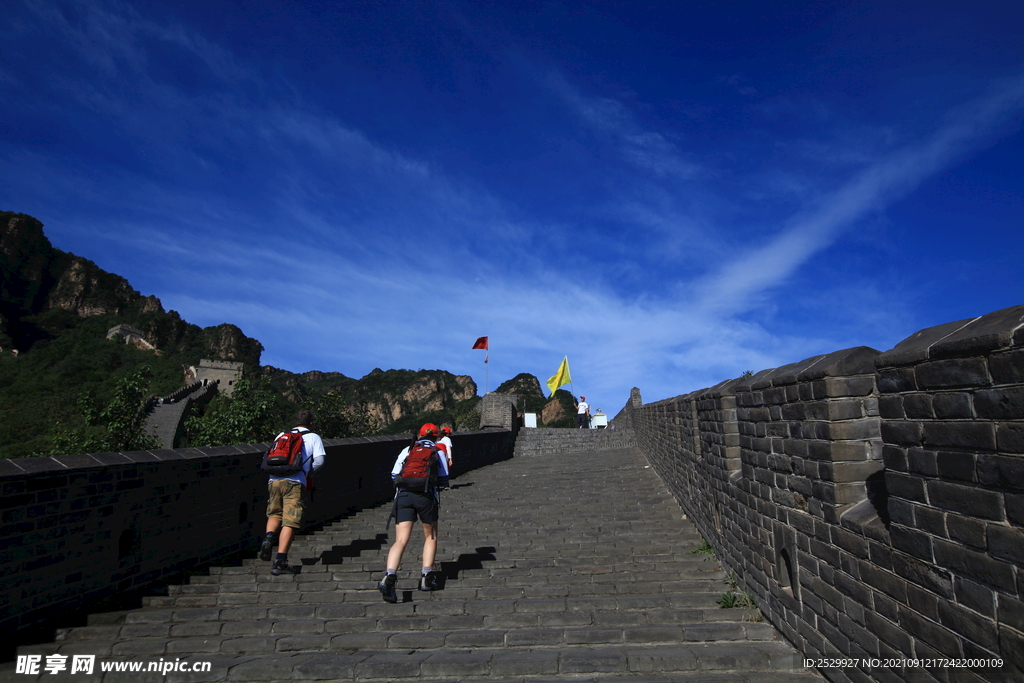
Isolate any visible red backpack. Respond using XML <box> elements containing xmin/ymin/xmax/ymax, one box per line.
<box><xmin>394</xmin><ymin>443</ymin><xmax>440</xmax><ymax>492</ymax></box>
<box><xmin>261</xmin><ymin>429</ymin><xmax>311</xmax><ymax>475</ymax></box>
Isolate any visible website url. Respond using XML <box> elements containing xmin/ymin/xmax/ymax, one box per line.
<box><xmin>16</xmin><ymin>655</ymin><xmax>212</xmax><ymax>676</ymax></box>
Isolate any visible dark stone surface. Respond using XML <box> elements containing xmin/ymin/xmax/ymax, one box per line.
<box><xmin>930</xmin><ymin>304</ymin><xmax>1024</xmax><ymax>358</ymax></box>
<box><xmin>877</xmin><ymin>318</ymin><xmax>976</xmax><ymax>368</ymax></box>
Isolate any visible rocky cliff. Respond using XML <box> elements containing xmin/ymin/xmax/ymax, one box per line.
<box><xmin>0</xmin><ymin>211</ymin><xmax>262</xmax><ymax>368</ymax></box>
<box><xmin>265</xmin><ymin>366</ymin><xmax>478</xmax><ymax>434</ymax></box>
<box><xmin>494</xmin><ymin>374</ymin><xmax>576</xmax><ymax>427</ymax></box>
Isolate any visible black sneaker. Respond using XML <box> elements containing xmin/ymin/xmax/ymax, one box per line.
<box><xmin>419</xmin><ymin>571</ymin><xmax>440</xmax><ymax>591</ymax></box>
<box><xmin>259</xmin><ymin>536</ymin><xmax>275</xmax><ymax>562</ymax></box>
<box><xmin>271</xmin><ymin>558</ymin><xmax>300</xmax><ymax>575</ymax></box>
<box><xmin>378</xmin><ymin>574</ymin><xmax>398</xmax><ymax>603</ymax></box>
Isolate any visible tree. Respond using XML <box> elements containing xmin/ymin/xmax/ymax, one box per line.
<box><xmin>185</xmin><ymin>375</ymin><xmax>280</xmax><ymax>446</ymax></box>
<box><xmin>45</xmin><ymin>365</ymin><xmax>160</xmax><ymax>455</ymax></box>
<box><xmin>301</xmin><ymin>391</ymin><xmax>381</xmax><ymax>439</ymax></box>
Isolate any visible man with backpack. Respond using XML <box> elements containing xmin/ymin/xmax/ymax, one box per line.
<box><xmin>259</xmin><ymin>410</ymin><xmax>325</xmax><ymax>575</ymax></box>
<box><xmin>378</xmin><ymin>423</ymin><xmax>450</xmax><ymax>602</ymax></box>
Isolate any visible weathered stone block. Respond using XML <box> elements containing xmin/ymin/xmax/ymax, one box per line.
<box><xmin>932</xmin><ymin>392</ymin><xmax>975</xmax><ymax>419</ymax></box>
<box><xmin>832</xmin><ymin>461</ymin><xmax>884</xmax><ymax>486</ymax></box>
<box><xmin>946</xmin><ymin>513</ymin><xmax>987</xmax><ymax>550</ymax></box>
<box><xmin>908</xmin><ymin>448</ymin><xmax>938</xmax><ymax>476</ymax></box>
<box><xmin>933</xmin><ymin>538</ymin><xmax>1016</xmax><ymax>592</ymax></box>
<box><xmin>825</xmin><ymin>376</ymin><xmax>876</xmax><ymax>398</ymax></box>
<box><xmin>936</xmin><ymin>451</ymin><xmax>977</xmax><ymax>482</ymax></box>
<box><xmin>997</xmin><ymin>423</ymin><xmax>1024</xmax><ymax>453</ymax></box>
<box><xmin>876</xmin><ymin>368</ymin><xmax>917</xmax><ymax>394</ymax></box>
<box><xmin>918</xmin><ymin>358</ymin><xmax>991</xmax><ymax>389</ymax></box>
<box><xmin>928</xmin><ymin>481</ymin><xmax>1003</xmax><ymax>520</ymax></box>
<box><xmin>890</xmin><ymin>525</ymin><xmax>932</xmax><ymax>561</ymax></box>
<box><xmin>825</xmin><ymin>399</ymin><xmax>864</xmax><ymax>421</ymax></box>
<box><xmin>975</xmin><ymin>387</ymin><xmax>1024</xmax><ymax>420</ymax></box>
<box><xmin>892</xmin><ymin>552</ymin><xmax>954</xmax><ymax>602</ymax></box>
<box><xmin>903</xmin><ymin>394</ymin><xmax>934</xmax><ymax>420</ymax></box>
<box><xmin>988</xmin><ymin>524</ymin><xmax>1024</xmax><ymax>565</ymax></box>
<box><xmin>877</xmin><ymin>395</ymin><xmax>905</xmax><ymax>420</ymax></box>
<box><xmin>886</xmin><ymin>472</ymin><xmax>927</xmax><ymax>503</ymax></box>
<box><xmin>937</xmin><ymin>599</ymin><xmax>999</xmax><ymax>651</ymax></box>
<box><xmin>1007</xmin><ymin>493</ymin><xmax>1024</xmax><ymax>527</ymax></box>
<box><xmin>828</xmin><ymin>419</ymin><xmax>881</xmax><ymax>442</ymax></box>
<box><xmin>881</xmin><ymin>420</ymin><xmax>922</xmax><ymax>447</ymax></box>
<box><xmin>859</xmin><ymin>563</ymin><xmax>907</xmax><ymax>602</ymax></box>
<box><xmin>998</xmin><ymin>594</ymin><xmax>1024</xmax><ymax>633</ymax></box>
<box><xmin>922</xmin><ymin>421</ymin><xmax>996</xmax><ymax>450</ymax></box>
<box><xmin>989</xmin><ymin>348</ymin><xmax>1024</xmax><ymax>384</ymax></box>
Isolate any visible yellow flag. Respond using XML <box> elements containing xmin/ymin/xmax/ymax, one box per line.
<box><xmin>546</xmin><ymin>356</ymin><xmax>571</xmax><ymax>396</ymax></box>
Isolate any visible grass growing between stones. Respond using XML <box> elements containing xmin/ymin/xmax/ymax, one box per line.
<box><xmin>690</xmin><ymin>539</ymin><xmax>716</xmax><ymax>555</ymax></box>
<box><xmin>717</xmin><ymin>571</ymin><xmax>762</xmax><ymax>621</ymax></box>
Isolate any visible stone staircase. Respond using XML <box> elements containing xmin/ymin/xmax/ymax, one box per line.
<box><xmin>5</xmin><ymin>447</ymin><xmax>821</xmax><ymax>682</ymax></box>
<box><xmin>512</xmin><ymin>427</ymin><xmax>636</xmax><ymax>457</ymax></box>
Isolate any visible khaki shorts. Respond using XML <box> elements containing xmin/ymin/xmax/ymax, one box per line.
<box><xmin>266</xmin><ymin>480</ymin><xmax>305</xmax><ymax>529</ymax></box>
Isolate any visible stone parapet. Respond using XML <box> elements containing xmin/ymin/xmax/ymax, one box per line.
<box><xmin>0</xmin><ymin>430</ymin><xmax>515</xmax><ymax>656</ymax></box>
<box><xmin>513</xmin><ymin>427</ymin><xmax>636</xmax><ymax>457</ymax></box>
<box><xmin>623</xmin><ymin>304</ymin><xmax>1024</xmax><ymax>681</ymax></box>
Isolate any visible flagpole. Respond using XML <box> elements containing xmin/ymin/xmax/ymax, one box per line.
<box><xmin>485</xmin><ymin>349</ymin><xmax>489</xmax><ymax>394</ymax></box>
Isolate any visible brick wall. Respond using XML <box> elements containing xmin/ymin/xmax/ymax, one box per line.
<box><xmin>513</xmin><ymin>427</ymin><xmax>636</xmax><ymax>457</ymax></box>
<box><xmin>620</xmin><ymin>304</ymin><xmax>1024</xmax><ymax>683</ymax></box>
<box><xmin>0</xmin><ymin>430</ymin><xmax>515</xmax><ymax>652</ymax></box>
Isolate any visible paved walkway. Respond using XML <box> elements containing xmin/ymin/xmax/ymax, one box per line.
<box><xmin>6</xmin><ymin>447</ymin><xmax>823</xmax><ymax>682</ymax></box>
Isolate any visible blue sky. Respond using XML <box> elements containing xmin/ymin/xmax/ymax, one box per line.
<box><xmin>2</xmin><ymin>0</ymin><xmax>1022</xmax><ymax>410</ymax></box>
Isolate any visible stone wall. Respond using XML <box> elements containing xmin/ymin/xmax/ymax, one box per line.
<box><xmin>479</xmin><ymin>392</ymin><xmax>519</xmax><ymax>430</ymax></box>
<box><xmin>194</xmin><ymin>359</ymin><xmax>243</xmax><ymax>396</ymax></box>
<box><xmin>0</xmin><ymin>430</ymin><xmax>515</xmax><ymax>653</ymax></box>
<box><xmin>619</xmin><ymin>304</ymin><xmax>1024</xmax><ymax>683</ymax></box>
<box><xmin>513</xmin><ymin>427</ymin><xmax>636</xmax><ymax>457</ymax></box>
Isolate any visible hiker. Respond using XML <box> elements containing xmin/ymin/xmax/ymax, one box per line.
<box><xmin>259</xmin><ymin>410</ymin><xmax>325</xmax><ymax>575</ymax></box>
<box><xmin>576</xmin><ymin>395</ymin><xmax>591</xmax><ymax>428</ymax></box>
<box><xmin>378</xmin><ymin>423</ymin><xmax>450</xmax><ymax>602</ymax></box>
<box><xmin>437</xmin><ymin>425</ymin><xmax>454</xmax><ymax>469</ymax></box>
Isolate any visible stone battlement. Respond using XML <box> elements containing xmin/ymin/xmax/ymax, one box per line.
<box><xmin>615</xmin><ymin>303</ymin><xmax>1024</xmax><ymax>680</ymax></box>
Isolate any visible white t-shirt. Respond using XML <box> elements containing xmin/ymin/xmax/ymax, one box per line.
<box><xmin>437</xmin><ymin>435</ymin><xmax>453</xmax><ymax>464</ymax></box>
<box><xmin>577</xmin><ymin>401</ymin><xmax>590</xmax><ymax>415</ymax></box>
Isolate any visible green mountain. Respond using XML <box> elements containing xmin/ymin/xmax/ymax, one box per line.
<box><xmin>0</xmin><ymin>211</ymin><xmax>497</xmax><ymax>456</ymax></box>
<box><xmin>263</xmin><ymin>366</ymin><xmax>481</xmax><ymax>436</ymax></box>
<box><xmin>0</xmin><ymin>212</ymin><xmax>268</xmax><ymax>458</ymax></box>
<box><xmin>0</xmin><ymin>211</ymin><xmax>585</xmax><ymax>458</ymax></box>
<box><xmin>494</xmin><ymin>373</ymin><xmax>577</xmax><ymax>427</ymax></box>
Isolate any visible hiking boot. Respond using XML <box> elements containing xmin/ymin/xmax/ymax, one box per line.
<box><xmin>378</xmin><ymin>574</ymin><xmax>398</xmax><ymax>603</ymax></box>
<box><xmin>419</xmin><ymin>571</ymin><xmax>440</xmax><ymax>591</ymax></box>
<box><xmin>259</xmin><ymin>536</ymin><xmax>275</xmax><ymax>562</ymax></box>
<box><xmin>271</xmin><ymin>558</ymin><xmax>300</xmax><ymax>575</ymax></box>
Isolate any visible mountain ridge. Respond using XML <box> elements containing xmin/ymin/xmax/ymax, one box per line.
<box><xmin>0</xmin><ymin>210</ymin><xmax>571</xmax><ymax>457</ymax></box>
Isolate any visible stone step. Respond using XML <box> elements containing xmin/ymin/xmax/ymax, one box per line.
<box><xmin>183</xmin><ymin>563</ymin><xmax>722</xmax><ymax>586</ymax></box>
<box><xmin>24</xmin><ymin>634</ymin><xmax>794</xmax><ymax>667</ymax></box>
<box><xmin>57</xmin><ymin>596</ymin><xmax>749</xmax><ymax>635</ymax></box>
<box><xmin>6</xmin><ymin>446</ymin><xmax>818</xmax><ymax>683</ymax></box>
<box><xmin>0</xmin><ymin>651</ymin><xmax>815</xmax><ymax>679</ymax></box>
<box><xmin>44</xmin><ymin>622</ymin><xmax>777</xmax><ymax>657</ymax></box>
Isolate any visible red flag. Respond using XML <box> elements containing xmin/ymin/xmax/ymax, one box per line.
<box><xmin>472</xmin><ymin>336</ymin><xmax>488</xmax><ymax>350</ymax></box>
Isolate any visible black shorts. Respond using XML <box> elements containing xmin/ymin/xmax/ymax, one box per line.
<box><xmin>394</xmin><ymin>490</ymin><xmax>438</xmax><ymax>524</ymax></box>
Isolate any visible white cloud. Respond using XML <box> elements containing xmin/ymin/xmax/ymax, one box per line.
<box><xmin>692</xmin><ymin>73</ymin><xmax>1024</xmax><ymax>317</ymax></box>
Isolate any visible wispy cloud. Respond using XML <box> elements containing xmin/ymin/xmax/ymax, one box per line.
<box><xmin>692</xmin><ymin>73</ymin><xmax>1024</xmax><ymax>316</ymax></box>
<box><xmin>545</xmin><ymin>71</ymin><xmax>702</xmax><ymax>180</ymax></box>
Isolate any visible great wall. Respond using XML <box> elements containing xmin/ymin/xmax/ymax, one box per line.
<box><xmin>1</xmin><ymin>304</ymin><xmax>1021</xmax><ymax>682</ymax></box>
